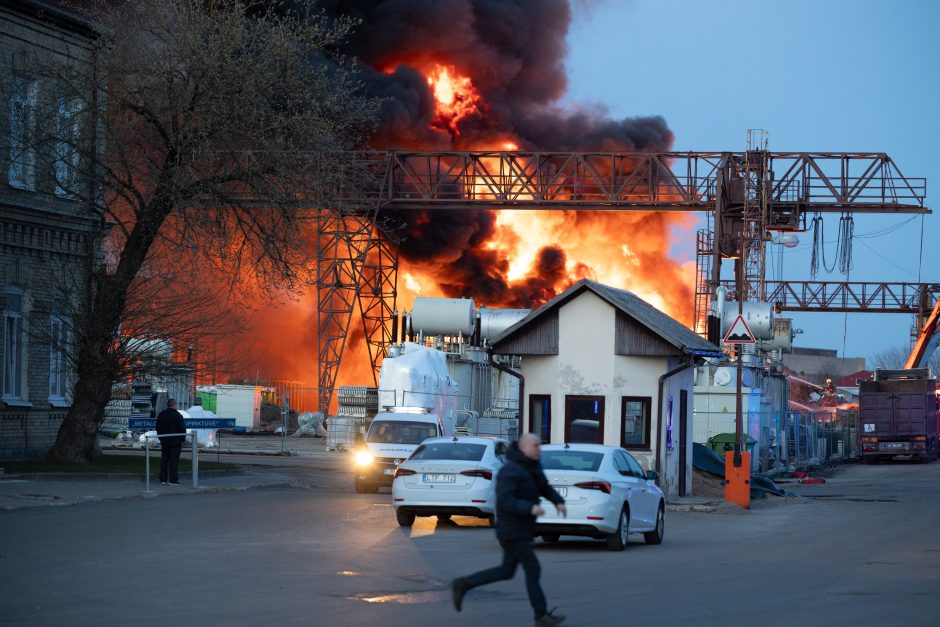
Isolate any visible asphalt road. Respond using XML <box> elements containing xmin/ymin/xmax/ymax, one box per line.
<box><xmin>2</xmin><ymin>460</ymin><xmax>939</xmax><ymax>626</ymax></box>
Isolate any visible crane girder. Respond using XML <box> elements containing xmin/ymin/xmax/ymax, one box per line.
<box><xmin>342</xmin><ymin>151</ymin><xmax>928</xmax><ymax>218</ymax></box>
<box><xmin>718</xmin><ymin>281</ymin><xmax>940</xmax><ymax>313</ymax></box>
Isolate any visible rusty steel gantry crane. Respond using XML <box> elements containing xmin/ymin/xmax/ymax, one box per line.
<box><xmin>317</xmin><ymin>147</ymin><xmax>930</xmax><ymax>414</ymax></box>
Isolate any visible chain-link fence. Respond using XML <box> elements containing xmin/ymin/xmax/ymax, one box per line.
<box><xmin>694</xmin><ymin>408</ymin><xmax>859</xmax><ymax>473</ymax></box>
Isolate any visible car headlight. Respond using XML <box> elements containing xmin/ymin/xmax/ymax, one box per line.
<box><xmin>354</xmin><ymin>450</ymin><xmax>374</xmax><ymax>466</ymax></box>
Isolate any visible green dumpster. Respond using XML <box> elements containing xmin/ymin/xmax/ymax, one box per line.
<box><xmin>196</xmin><ymin>391</ymin><xmax>217</xmax><ymax>413</ymax></box>
<box><xmin>707</xmin><ymin>432</ymin><xmax>756</xmax><ymax>456</ymax></box>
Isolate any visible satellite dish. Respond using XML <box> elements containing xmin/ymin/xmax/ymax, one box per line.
<box><xmin>714</xmin><ymin>367</ymin><xmax>732</xmax><ymax>386</ymax></box>
<box><xmin>742</xmin><ymin>369</ymin><xmax>755</xmax><ymax>388</ymax></box>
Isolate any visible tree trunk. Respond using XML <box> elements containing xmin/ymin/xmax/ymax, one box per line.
<box><xmin>46</xmin><ymin>191</ymin><xmax>175</xmax><ymax>463</ymax></box>
<box><xmin>46</xmin><ymin>276</ymin><xmax>126</xmax><ymax>464</ymax></box>
<box><xmin>46</xmin><ymin>359</ymin><xmax>114</xmax><ymax>464</ymax></box>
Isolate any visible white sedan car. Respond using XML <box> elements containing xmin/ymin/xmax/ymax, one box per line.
<box><xmin>535</xmin><ymin>444</ymin><xmax>665</xmax><ymax>551</ymax></box>
<box><xmin>392</xmin><ymin>436</ymin><xmax>509</xmax><ymax>527</ymax></box>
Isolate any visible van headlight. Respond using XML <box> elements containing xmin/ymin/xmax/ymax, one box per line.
<box><xmin>354</xmin><ymin>450</ymin><xmax>374</xmax><ymax>466</ymax></box>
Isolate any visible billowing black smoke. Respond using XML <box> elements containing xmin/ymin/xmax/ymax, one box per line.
<box><xmin>319</xmin><ymin>0</ymin><xmax>675</xmax><ymax>307</ymax></box>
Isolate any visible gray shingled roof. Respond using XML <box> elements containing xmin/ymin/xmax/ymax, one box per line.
<box><xmin>492</xmin><ymin>278</ymin><xmax>722</xmax><ymax>356</ymax></box>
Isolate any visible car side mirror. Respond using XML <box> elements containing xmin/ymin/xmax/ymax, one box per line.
<box><xmin>645</xmin><ymin>470</ymin><xmax>658</xmax><ymax>481</ymax></box>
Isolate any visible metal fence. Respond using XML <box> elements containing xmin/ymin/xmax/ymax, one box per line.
<box><xmin>694</xmin><ymin>409</ymin><xmax>859</xmax><ymax>473</ymax></box>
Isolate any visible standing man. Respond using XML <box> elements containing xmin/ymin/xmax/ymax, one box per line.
<box><xmin>452</xmin><ymin>432</ymin><xmax>567</xmax><ymax>625</ymax></box>
<box><xmin>156</xmin><ymin>399</ymin><xmax>186</xmax><ymax>485</ymax></box>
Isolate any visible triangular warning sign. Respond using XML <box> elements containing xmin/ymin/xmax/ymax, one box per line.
<box><xmin>723</xmin><ymin>314</ymin><xmax>756</xmax><ymax>344</ymax></box>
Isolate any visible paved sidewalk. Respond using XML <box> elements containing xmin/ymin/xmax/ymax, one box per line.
<box><xmin>0</xmin><ymin>467</ymin><xmax>301</xmax><ymax>511</ymax></box>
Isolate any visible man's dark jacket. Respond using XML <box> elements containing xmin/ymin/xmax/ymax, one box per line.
<box><xmin>494</xmin><ymin>441</ymin><xmax>565</xmax><ymax>542</ymax></box>
<box><xmin>156</xmin><ymin>408</ymin><xmax>186</xmax><ymax>446</ymax></box>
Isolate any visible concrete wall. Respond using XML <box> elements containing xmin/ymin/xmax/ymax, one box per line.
<box><xmin>520</xmin><ymin>290</ymin><xmax>695</xmax><ymax>497</ymax></box>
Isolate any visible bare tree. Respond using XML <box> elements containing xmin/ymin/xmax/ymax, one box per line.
<box><xmin>20</xmin><ymin>0</ymin><xmax>376</xmax><ymax>463</ymax></box>
<box><xmin>871</xmin><ymin>344</ymin><xmax>940</xmax><ymax>376</ymax></box>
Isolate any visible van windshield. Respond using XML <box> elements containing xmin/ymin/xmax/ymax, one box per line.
<box><xmin>367</xmin><ymin>420</ymin><xmax>438</xmax><ymax>445</ymax></box>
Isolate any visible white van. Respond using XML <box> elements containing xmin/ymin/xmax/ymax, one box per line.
<box><xmin>353</xmin><ymin>407</ymin><xmax>456</xmax><ymax>493</ymax></box>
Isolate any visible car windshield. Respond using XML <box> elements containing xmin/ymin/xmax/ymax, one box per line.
<box><xmin>410</xmin><ymin>442</ymin><xmax>487</xmax><ymax>461</ymax></box>
<box><xmin>541</xmin><ymin>450</ymin><xmax>604</xmax><ymax>471</ymax></box>
<box><xmin>366</xmin><ymin>420</ymin><xmax>437</xmax><ymax>445</ymax></box>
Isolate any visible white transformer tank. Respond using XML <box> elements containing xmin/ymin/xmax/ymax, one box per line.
<box><xmin>720</xmin><ymin>302</ymin><xmax>775</xmax><ymax>340</ymax></box>
<box><xmin>410</xmin><ymin>297</ymin><xmax>475</xmax><ymax>336</ymax></box>
<box><xmin>479</xmin><ymin>308</ymin><xmax>530</xmax><ymax>342</ymax></box>
<box><xmin>378</xmin><ymin>342</ymin><xmax>458</xmax><ymax>425</ymax></box>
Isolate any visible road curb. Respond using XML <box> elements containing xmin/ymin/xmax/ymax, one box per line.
<box><xmin>0</xmin><ymin>469</ymin><xmax>247</xmax><ymax>482</ymax></box>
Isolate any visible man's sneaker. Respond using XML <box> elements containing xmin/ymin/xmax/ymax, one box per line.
<box><xmin>168</xmin><ymin>481</ymin><xmax>181</xmax><ymax>486</ymax></box>
<box><xmin>160</xmin><ymin>481</ymin><xmax>167</xmax><ymax>485</ymax></box>
<box><xmin>451</xmin><ymin>578</ymin><xmax>468</xmax><ymax>612</ymax></box>
<box><xmin>535</xmin><ymin>608</ymin><xmax>566</xmax><ymax>625</ymax></box>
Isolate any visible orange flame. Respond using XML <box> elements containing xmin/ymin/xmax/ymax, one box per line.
<box><xmin>426</xmin><ymin>64</ymin><xmax>483</xmax><ymax>135</ymax></box>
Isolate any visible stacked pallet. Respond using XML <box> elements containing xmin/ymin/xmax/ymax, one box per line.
<box><xmin>328</xmin><ymin>386</ymin><xmax>379</xmax><ymax>450</ymax></box>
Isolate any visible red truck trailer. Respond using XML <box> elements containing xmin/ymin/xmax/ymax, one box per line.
<box><xmin>859</xmin><ymin>369</ymin><xmax>939</xmax><ymax>463</ymax></box>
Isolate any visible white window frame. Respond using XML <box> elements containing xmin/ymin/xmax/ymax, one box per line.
<box><xmin>48</xmin><ymin>309</ymin><xmax>69</xmax><ymax>405</ymax></box>
<box><xmin>8</xmin><ymin>74</ymin><xmax>38</xmax><ymax>190</ymax></box>
<box><xmin>54</xmin><ymin>96</ymin><xmax>83</xmax><ymax>198</ymax></box>
<box><xmin>3</xmin><ymin>287</ymin><xmax>25</xmax><ymax>401</ymax></box>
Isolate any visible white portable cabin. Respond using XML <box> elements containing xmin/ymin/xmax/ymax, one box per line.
<box><xmin>214</xmin><ymin>384</ymin><xmax>262</xmax><ymax>430</ymax></box>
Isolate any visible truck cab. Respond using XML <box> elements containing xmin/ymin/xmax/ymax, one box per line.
<box><xmin>353</xmin><ymin>407</ymin><xmax>455</xmax><ymax>493</ymax></box>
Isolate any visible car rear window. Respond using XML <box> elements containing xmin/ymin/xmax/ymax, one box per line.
<box><xmin>541</xmin><ymin>450</ymin><xmax>604</xmax><ymax>471</ymax></box>
<box><xmin>366</xmin><ymin>420</ymin><xmax>438</xmax><ymax>445</ymax></box>
<box><xmin>410</xmin><ymin>443</ymin><xmax>487</xmax><ymax>461</ymax></box>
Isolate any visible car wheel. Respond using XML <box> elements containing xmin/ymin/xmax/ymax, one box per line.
<box><xmin>486</xmin><ymin>515</ymin><xmax>495</xmax><ymax>527</ymax></box>
<box><xmin>606</xmin><ymin>507</ymin><xmax>629</xmax><ymax>552</ymax></box>
<box><xmin>542</xmin><ymin>534</ymin><xmax>560</xmax><ymax>544</ymax></box>
<box><xmin>354</xmin><ymin>478</ymin><xmax>367</xmax><ymax>493</ymax></box>
<box><xmin>644</xmin><ymin>504</ymin><xmax>665</xmax><ymax>545</ymax></box>
<box><xmin>396</xmin><ymin>509</ymin><xmax>416</xmax><ymax>527</ymax></box>
<box><xmin>436</xmin><ymin>514</ymin><xmax>452</xmax><ymax>521</ymax></box>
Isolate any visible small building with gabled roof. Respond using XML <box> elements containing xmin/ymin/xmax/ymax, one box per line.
<box><xmin>490</xmin><ymin>279</ymin><xmax>722</xmax><ymax>497</ymax></box>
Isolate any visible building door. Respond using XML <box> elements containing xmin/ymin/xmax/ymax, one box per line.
<box><xmin>565</xmin><ymin>395</ymin><xmax>605</xmax><ymax>444</ymax></box>
<box><xmin>679</xmin><ymin>389</ymin><xmax>688</xmax><ymax>497</ymax></box>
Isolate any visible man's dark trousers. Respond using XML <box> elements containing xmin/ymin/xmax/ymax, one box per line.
<box><xmin>159</xmin><ymin>444</ymin><xmax>183</xmax><ymax>483</ymax></box>
<box><xmin>463</xmin><ymin>539</ymin><xmax>546</xmax><ymax>616</ymax></box>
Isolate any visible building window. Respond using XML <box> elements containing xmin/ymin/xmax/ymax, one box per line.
<box><xmin>9</xmin><ymin>74</ymin><xmax>38</xmax><ymax>190</ymax></box>
<box><xmin>3</xmin><ymin>286</ymin><xmax>25</xmax><ymax>399</ymax></box>
<box><xmin>621</xmin><ymin>396</ymin><xmax>651</xmax><ymax>449</ymax></box>
<box><xmin>529</xmin><ymin>395</ymin><xmax>551</xmax><ymax>443</ymax></box>
<box><xmin>49</xmin><ymin>294</ymin><xmax>69</xmax><ymax>402</ymax></box>
<box><xmin>54</xmin><ymin>96</ymin><xmax>83</xmax><ymax>198</ymax></box>
<box><xmin>565</xmin><ymin>395</ymin><xmax>605</xmax><ymax>444</ymax></box>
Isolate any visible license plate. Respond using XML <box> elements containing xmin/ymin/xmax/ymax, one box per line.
<box><xmin>882</xmin><ymin>443</ymin><xmax>904</xmax><ymax>449</ymax></box>
<box><xmin>383</xmin><ymin>468</ymin><xmax>396</xmax><ymax>475</ymax></box>
<box><xmin>423</xmin><ymin>473</ymin><xmax>455</xmax><ymax>483</ymax></box>
<box><xmin>554</xmin><ymin>487</ymin><xmax>567</xmax><ymax>498</ymax></box>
